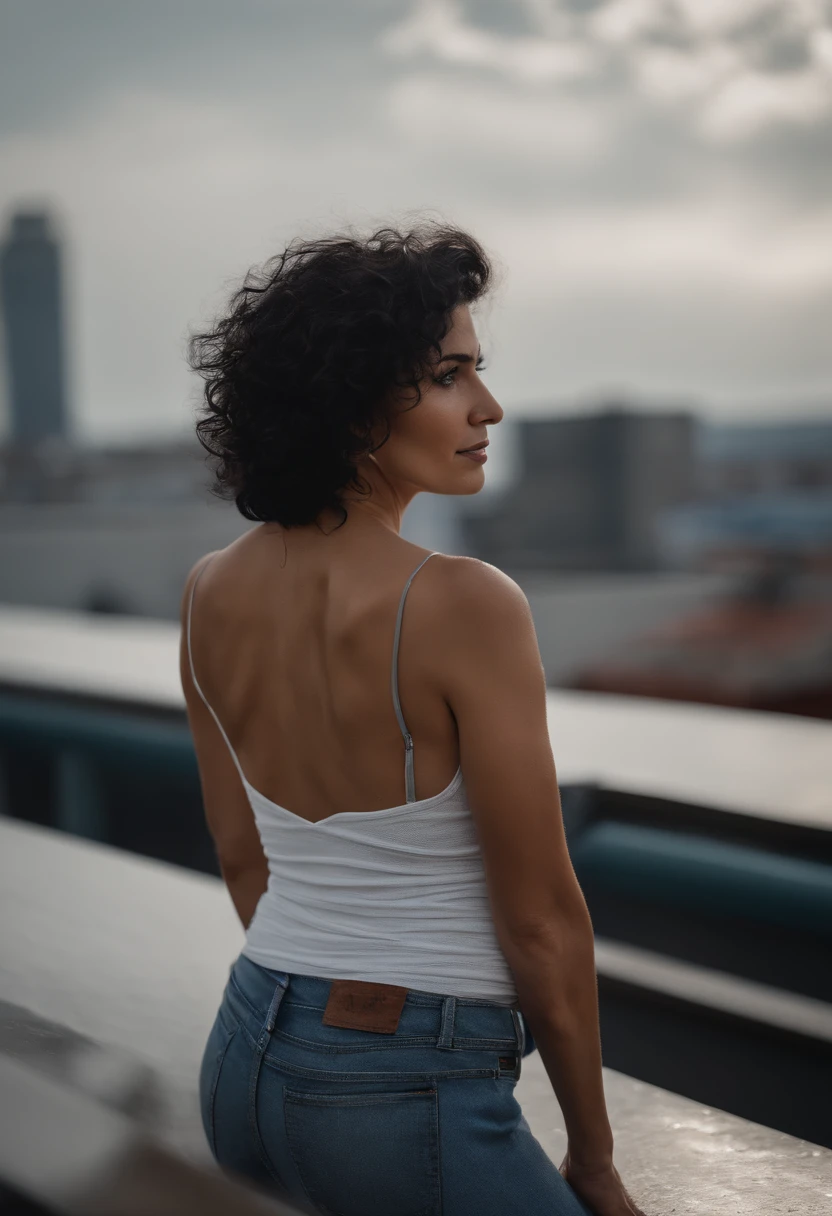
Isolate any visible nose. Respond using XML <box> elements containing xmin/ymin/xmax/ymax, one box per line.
<box><xmin>473</xmin><ymin>381</ymin><xmax>503</xmax><ymax>426</ymax></box>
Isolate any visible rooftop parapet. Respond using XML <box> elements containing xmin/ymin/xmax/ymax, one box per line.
<box><xmin>1</xmin><ymin>817</ymin><xmax>831</xmax><ymax>1214</ymax></box>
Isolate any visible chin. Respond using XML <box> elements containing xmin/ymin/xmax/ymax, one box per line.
<box><xmin>448</xmin><ymin>472</ymin><xmax>486</xmax><ymax>497</ymax></box>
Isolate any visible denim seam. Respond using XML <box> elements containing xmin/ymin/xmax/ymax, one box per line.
<box><xmin>280</xmin><ymin>993</ymin><xmax>515</xmax><ymax>1011</ymax></box>
<box><xmin>284</xmin><ymin>1087</ymin><xmax>438</xmax><ymax>1107</ymax></box>
<box><xmin>432</xmin><ymin>1078</ymin><xmax>443</xmax><ymax>1215</ymax></box>
<box><xmin>206</xmin><ymin>1023</ymin><xmax>238</xmax><ymax>1159</ymax></box>
<box><xmin>217</xmin><ymin>1002</ymin><xmax>239</xmax><ymax>1037</ymax></box>
<box><xmin>232</xmin><ymin>973</ymin><xmax>517</xmax><ymax>1044</ymax></box>
<box><xmin>510</xmin><ymin>1008</ymin><xmax>525</xmax><ymax>1083</ymax></box>
<box><xmin>247</xmin><ymin>979</ymin><xmax>288</xmax><ymax>1185</ymax></box>
<box><xmin>228</xmin><ymin>971</ymin><xmax>263</xmax><ymax>1020</ymax></box>
<box><xmin>261</xmin><ymin>1052</ymin><xmax>499</xmax><ymax>1083</ymax></box>
<box><xmin>269</xmin><ymin>1028</ymin><xmax>444</xmax><ymax>1053</ymax></box>
<box><xmin>262</xmin><ymin>1025</ymin><xmax>517</xmax><ymax>1055</ymax></box>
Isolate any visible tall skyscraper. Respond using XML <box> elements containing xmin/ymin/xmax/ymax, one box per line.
<box><xmin>0</xmin><ymin>209</ymin><xmax>70</xmax><ymax>449</ymax></box>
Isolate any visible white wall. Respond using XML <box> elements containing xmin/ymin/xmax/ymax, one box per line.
<box><xmin>0</xmin><ymin>501</ymin><xmax>740</xmax><ymax>683</ymax></box>
<box><xmin>516</xmin><ymin>569</ymin><xmax>740</xmax><ymax>683</ymax></box>
<box><xmin>0</xmin><ymin>502</ymin><xmax>253</xmax><ymax>618</ymax></box>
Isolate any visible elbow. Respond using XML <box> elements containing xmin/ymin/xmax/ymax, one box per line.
<box><xmin>500</xmin><ymin>914</ymin><xmax>597</xmax><ymax>1034</ymax></box>
<box><xmin>217</xmin><ymin>848</ymin><xmax>268</xmax><ymax>885</ymax></box>
<box><xmin>500</xmin><ymin>895</ymin><xmax>592</xmax><ymax>953</ymax></box>
<box><xmin>501</xmin><ymin>916</ymin><xmax>568</xmax><ymax>960</ymax></box>
<box><xmin>498</xmin><ymin>904</ymin><xmax>595</xmax><ymax>978</ymax></box>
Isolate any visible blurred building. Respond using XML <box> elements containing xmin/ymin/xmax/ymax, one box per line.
<box><xmin>0</xmin><ymin>209</ymin><xmax>70</xmax><ymax>447</ymax></box>
<box><xmin>698</xmin><ymin>418</ymin><xmax>832</xmax><ymax>498</ymax></box>
<box><xmin>463</xmin><ymin>406</ymin><xmax>697</xmax><ymax>572</ymax></box>
<box><xmin>0</xmin><ymin>434</ymin><xmax>215</xmax><ymax>505</ymax></box>
<box><xmin>0</xmin><ymin>500</ymin><xmax>252</xmax><ymax>617</ymax></box>
<box><xmin>569</xmin><ymin>559</ymin><xmax>832</xmax><ymax>720</ymax></box>
<box><xmin>0</xmin><ymin>438</ymin><xmax>470</xmax><ymax>618</ymax></box>
<box><xmin>656</xmin><ymin>493</ymin><xmax>832</xmax><ymax>571</ymax></box>
<box><xmin>0</xmin><ymin>430</ymin><xmax>251</xmax><ymax>617</ymax></box>
<box><xmin>0</xmin><ymin>209</ymin><xmax>72</xmax><ymax>503</ymax></box>
<box><xmin>657</xmin><ymin>418</ymin><xmax>832</xmax><ymax>572</ymax></box>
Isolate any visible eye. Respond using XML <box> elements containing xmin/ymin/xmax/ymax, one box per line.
<box><xmin>436</xmin><ymin>367</ymin><xmax>459</xmax><ymax>387</ymax></box>
<box><xmin>435</xmin><ymin>359</ymin><xmax>487</xmax><ymax>388</ymax></box>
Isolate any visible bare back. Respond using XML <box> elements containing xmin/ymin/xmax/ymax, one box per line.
<box><xmin>185</xmin><ymin>524</ymin><xmax>461</xmax><ymax>823</ymax></box>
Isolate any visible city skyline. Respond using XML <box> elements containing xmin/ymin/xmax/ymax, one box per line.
<box><xmin>0</xmin><ymin>0</ymin><xmax>830</xmax><ymax>448</ymax></box>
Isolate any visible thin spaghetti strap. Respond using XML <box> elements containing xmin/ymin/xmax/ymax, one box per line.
<box><xmin>391</xmin><ymin>551</ymin><xmax>438</xmax><ymax>803</ymax></box>
<box><xmin>185</xmin><ymin>555</ymin><xmax>249</xmax><ymax>789</ymax></box>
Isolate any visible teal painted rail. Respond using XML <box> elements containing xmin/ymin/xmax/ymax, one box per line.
<box><xmin>571</xmin><ymin>821</ymin><xmax>832</xmax><ymax>937</ymax></box>
<box><xmin>2</xmin><ymin>690</ymin><xmax>831</xmax><ymax>940</ymax></box>
<box><xmin>0</xmin><ymin>693</ymin><xmax>198</xmax><ymax>780</ymax></box>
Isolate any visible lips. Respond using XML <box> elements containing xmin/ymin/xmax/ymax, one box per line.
<box><xmin>457</xmin><ymin>441</ymin><xmax>489</xmax><ymax>452</ymax></box>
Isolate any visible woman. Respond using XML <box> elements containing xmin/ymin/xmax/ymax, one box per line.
<box><xmin>181</xmin><ymin>222</ymin><xmax>645</xmax><ymax>1216</ymax></box>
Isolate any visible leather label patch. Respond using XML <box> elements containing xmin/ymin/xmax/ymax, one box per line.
<box><xmin>322</xmin><ymin>979</ymin><xmax>408</xmax><ymax>1034</ymax></box>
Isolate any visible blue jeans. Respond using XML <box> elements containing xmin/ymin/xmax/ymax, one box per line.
<box><xmin>200</xmin><ymin>953</ymin><xmax>592</xmax><ymax>1215</ymax></box>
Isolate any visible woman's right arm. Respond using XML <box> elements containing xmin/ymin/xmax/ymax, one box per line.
<box><xmin>432</xmin><ymin>556</ymin><xmax>644</xmax><ymax>1216</ymax></box>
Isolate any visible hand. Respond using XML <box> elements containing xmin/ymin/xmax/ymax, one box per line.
<box><xmin>559</xmin><ymin>1152</ymin><xmax>648</xmax><ymax>1216</ymax></box>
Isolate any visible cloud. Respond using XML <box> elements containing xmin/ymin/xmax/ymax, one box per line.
<box><xmin>0</xmin><ymin>81</ymin><xmax>405</xmax><ymax>443</ymax></box>
<box><xmin>1</xmin><ymin>0</ymin><xmax>830</xmax><ymax>437</ymax></box>
<box><xmin>633</xmin><ymin>44</ymin><xmax>740</xmax><ymax>102</ymax></box>
<box><xmin>381</xmin><ymin>0</ymin><xmax>598</xmax><ymax>82</ymax></box>
<box><xmin>699</xmin><ymin>66</ymin><xmax>831</xmax><ymax>139</ymax></box>
<box><xmin>382</xmin><ymin>0</ymin><xmax>832</xmax><ymax>145</ymax></box>
<box><xmin>387</xmin><ymin>74</ymin><xmax>610</xmax><ymax>161</ymax></box>
<box><xmin>482</xmin><ymin>202</ymin><xmax>832</xmax><ymax>296</ymax></box>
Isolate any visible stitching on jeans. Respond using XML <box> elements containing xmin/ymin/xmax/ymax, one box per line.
<box><xmin>284</xmin><ymin>1087</ymin><xmax>438</xmax><ymax>1107</ymax></box>
<box><xmin>228</xmin><ymin>972</ymin><xmax>261</xmax><ymax>1021</ymax></box>
<box><xmin>207</xmin><ymin>1023</ymin><xmax>238</xmax><ymax>1159</ymax></box>
<box><xmin>279</xmin><ymin>992</ymin><xmax>514</xmax><ymax>1011</ymax></box>
<box><xmin>432</xmin><ymin>1082</ymin><xmax>442</xmax><ymax>1214</ymax></box>
<box><xmin>260</xmin><ymin>1050</ymin><xmax>498</xmax><ymax>1083</ymax></box>
<box><xmin>231</xmin><ymin>974</ymin><xmax>517</xmax><ymax>1041</ymax></box>
<box><xmin>270</xmin><ymin>1027</ymin><xmax>442</xmax><ymax>1053</ymax></box>
<box><xmin>247</xmin><ymin>982</ymin><xmax>288</xmax><ymax>1185</ymax></box>
<box><xmin>255</xmin><ymin>1023</ymin><xmax>517</xmax><ymax>1055</ymax></box>
<box><xmin>237</xmin><ymin>1015</ymin><xmax>517</xmax><ymax>1055</ymax></box>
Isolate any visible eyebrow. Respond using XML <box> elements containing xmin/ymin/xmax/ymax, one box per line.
<box><xmin>435</xmin><ymin>347</ymin><xmax>483</xmax><ymax>364</ymax></box>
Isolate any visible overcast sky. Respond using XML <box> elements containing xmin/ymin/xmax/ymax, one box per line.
<box><xmin>1</xmin><ymin>0</ymin><xmax>831</xmax><ymax>454</ymax></box>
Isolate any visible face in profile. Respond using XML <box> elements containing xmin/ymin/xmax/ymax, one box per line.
<box><xmin>369</xmin><ymin>304</ymin><xmax>504</xmax><ymax>498</ymax></box>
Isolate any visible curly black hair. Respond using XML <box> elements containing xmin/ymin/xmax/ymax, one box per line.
<box><xmin>186</xmin><ymin>220</ymin><xmax>494</xmax><ymax>529</ymax></box>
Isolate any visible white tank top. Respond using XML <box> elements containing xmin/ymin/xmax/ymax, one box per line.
<box><xmin>186</xmin><ymin>551</ymin><xmax>518</xmax><ymax>1004</ymax></box>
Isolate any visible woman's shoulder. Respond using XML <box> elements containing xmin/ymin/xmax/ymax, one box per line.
<box><xmin>395</xmin><ymin>552</ymin><xmax>535</xmax><ymax>679</ymax></box>
<box><xmin>182</xmin><ymin>528</ymin><xmax>269</xmax><ymax>595</ymax></box>
<box><xmin>422</xmin><ymin>553</ymin><xmax>530</xmax><ymax>615</ymax></box>
<box><xmin>179</xmin><ymin>544</ymin><xmax>236</xmax><ymax>629</ymax></box>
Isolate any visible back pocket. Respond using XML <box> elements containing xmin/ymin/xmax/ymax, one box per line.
<box><xmin>284</xmin><ymin>1086</ymin><xmax>440</xmax><ymax>1216</ymax></box>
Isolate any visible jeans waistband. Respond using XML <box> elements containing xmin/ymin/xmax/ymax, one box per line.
<box><xmin>226</xmin><ymin>953</ymin><xmax>526</xmax><ymax>1053</ymax></box>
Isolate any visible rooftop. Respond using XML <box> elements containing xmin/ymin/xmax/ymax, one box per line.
<box><xmin>2</xmin><ymin>815</ymin><xmax>831</xmax><ymax>1215</ymax></box>
<box><xmin>1</xmin><ymin>602</ymin><xmax>829</xmax><ymax>829</ymax></box>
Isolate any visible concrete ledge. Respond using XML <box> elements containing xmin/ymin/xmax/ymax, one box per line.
<box><xmin>593</xmin><ymin>938</ymin><xmax>832</xmax><ymax>1043</ymax></box>
<box><xmin>0</xmin><ymin>1051</ymin><xmax>298</xmax><ymax>1215</ymax></box>
<box><xmin>2</xmin><ymin>817</ymin><xmax>831</xmax><ymax>1213</ymax></box>
<box><xmin>2</xmin><ymin>604</ymin><xmax>830</xmax><ymax>827</ymax></box>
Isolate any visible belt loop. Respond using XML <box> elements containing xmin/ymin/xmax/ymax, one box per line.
<box><xmin>437</xmin><ymin>995</ymin><xmax>456</xmax><ymax>1050</ymax></box>
<box><xmin>248</xmin><ymin>976</ymin><xmax>288</xmax><ymax>1178</ymax></box>
<box><xmin>264</xmin><ymin>974</ymin><xmax>288</xmax><ymax>1033</ymax></box>
<box><xmin>510</xmin><ymin>1008</ymin><xmax>525</xmax><ymax>1055</ymax></box>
